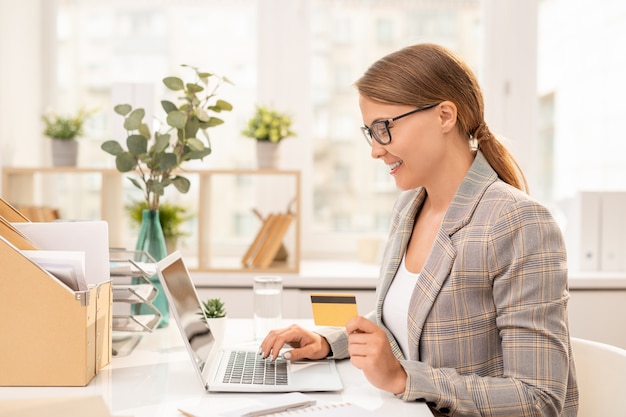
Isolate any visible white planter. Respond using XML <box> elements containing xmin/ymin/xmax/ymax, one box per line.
<box><xmin>256</xmin><ymin>141</ymin><xmax>280</xmax><ymax>169</ymax></box>
<box><xmin>51</xmin><ymin>139</ymin><xmax>78</xmax><ymax>166</ymax></box>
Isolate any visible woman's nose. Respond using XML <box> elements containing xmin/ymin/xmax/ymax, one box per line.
<box><xmin>370</xmin><ymin>141</ymin><xmax>386</xmax><ymax>159</ymax></box>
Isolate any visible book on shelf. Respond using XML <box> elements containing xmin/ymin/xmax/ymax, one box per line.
<box><xmin>242</xmin><ymin>212</ymin><xmax>293</xmax><ymax>269</ymax></box>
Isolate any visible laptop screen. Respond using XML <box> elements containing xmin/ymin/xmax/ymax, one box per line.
<box><xmin>158</xmin><ymin>254</ymin><xmax>215</xmax><ymax>371</ymax></box>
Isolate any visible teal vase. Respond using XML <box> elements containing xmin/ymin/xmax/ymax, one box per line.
<box><xmin>133</xmin><ymin>209</ymin><xmax>169</xmax><ymax>327</ymax></box>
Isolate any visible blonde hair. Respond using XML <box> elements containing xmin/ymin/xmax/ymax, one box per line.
<box><xmin>355</xmin><ymin>43</ymin><xmax>528</xmax><ymax>192</ymax></box>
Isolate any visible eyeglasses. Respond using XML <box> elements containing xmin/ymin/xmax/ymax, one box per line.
<box><xmin>360</xmin><ymin>102</ymin><xmax>440</xmax><ymax>146</ymax></box>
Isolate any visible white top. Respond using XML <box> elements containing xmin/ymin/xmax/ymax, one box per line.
<box><xmin>382</xmin><ymin>255</ymin><xmax>419</xmax><ymax>360</ymax></box>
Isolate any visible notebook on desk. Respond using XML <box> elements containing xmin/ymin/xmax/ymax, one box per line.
<box><xmin>157</xmin><ymin>251</ymin><xmax>343</xmax><ymax>393</ymax></box>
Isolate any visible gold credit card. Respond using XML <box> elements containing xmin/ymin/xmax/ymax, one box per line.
<box><xmin>310</xmin><ymin>294</ymin><xmax>358</xmax><ymax>326</ymax></box>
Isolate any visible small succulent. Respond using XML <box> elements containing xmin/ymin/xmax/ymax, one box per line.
<box><xmin>199</xmin><ymin>297</ymin><xmax>226</xmax><ymax>319</ymax></box>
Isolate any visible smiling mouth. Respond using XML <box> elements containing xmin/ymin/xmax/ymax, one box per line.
<box><xmin>388</xmin><ymin>161</ymin><xmax>402</xmax><ymax>172</ymax></box>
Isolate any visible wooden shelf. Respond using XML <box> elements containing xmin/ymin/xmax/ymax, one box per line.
<box><xmin>1</xmin><ymin>167</ymin><xmax>301</xmax><ymax>273</ymax></box>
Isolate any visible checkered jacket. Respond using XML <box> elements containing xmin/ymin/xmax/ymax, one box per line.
<box><xmin>321</xmin><ymin>151</ymin><xmax>578</xmax><ymax>416</ymax></box>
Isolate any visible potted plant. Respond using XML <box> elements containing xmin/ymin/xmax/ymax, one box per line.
<box><xmin>42</xmin><ymin>108</ymin><xmax>91</xmax><ymax>166</ymax></box>
<box><xmin>199</xmin><ymin>297</ymin><xmax>227</xmax><ymax>319</ymax></box>
<box><xmin>126</xmin><ymin>200</ymin><xmax>193</xmax><ymax>254</ymax></box>
<box><xmin>241</xmin><ymin>105</ymin><xmax>295</xmax><ymax>169</ymax></box>
<box><xmin>102</xmin><ymin>64</ymin><xmax>233</xmax><ymax>212</ymax></box>
<box><xmin>101</xmin><ymin>64</ymin><xmax>233</xmax><ymax>326</ymax></box>
<box><xmin>199</xmin><ymin>297</ymin><xmax>227</xmax><ymax>344</ymax></box>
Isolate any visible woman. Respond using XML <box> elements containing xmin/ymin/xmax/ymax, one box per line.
<box><xmin>259</xmin><ymin>43</ymin><xmax>578</xmax><ymax>416</ymax></box>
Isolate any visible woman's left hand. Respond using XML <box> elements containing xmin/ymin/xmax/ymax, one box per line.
<box><xmin>346</xmin><ymin>316</ymin><xmax>407</xmax><ymax>395</ymax></box>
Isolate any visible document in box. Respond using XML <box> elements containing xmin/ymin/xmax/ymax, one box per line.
<box><xmin>22</xmin><ymin>250</ymin><xmax>88</xmax><ymax>292</ymax></box>
<box><xmin>13</xmin><ymin>221</ymin><xmax>109</xmax><ymax>286</ymax></box>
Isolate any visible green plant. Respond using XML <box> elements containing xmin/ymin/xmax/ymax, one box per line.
<box><xmin>101</xmin><ymin>65</ymin><xmax>233</xmax><ymax>210</ymax></box>
<box><xmin>241</xmin><ymin>105</ymin><xmax>295</xmax><ymax>142</ymax></box>
<box><xmin>126</xmin><ymin>200</ymin><xmax>193</xmax><ymax>240</ymax></box>
<box><xmin>42</xmin><ymin>108</ymin><xmax>90</xmax><ymax>140</ymax></box>
<box><xmin>198</xmin><ymin>297</ymin><xmax>226</xmax><ymax>319</ymax></box>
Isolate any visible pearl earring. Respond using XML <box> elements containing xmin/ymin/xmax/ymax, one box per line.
<box><xmin>469</xmin><ymin>134</ymin><xmax>478</xmax><ymax>152</ymax></box>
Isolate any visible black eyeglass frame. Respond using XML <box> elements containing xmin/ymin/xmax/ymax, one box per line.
<box><xmin>361</xmin><ymin>102</ymin><xmax>440</xmax><ymax>146</ymax></box>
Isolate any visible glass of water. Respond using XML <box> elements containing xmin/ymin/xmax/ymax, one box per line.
<box><xmin>253</xmin><ymin>276</ymin><xmax>283</xmax><ymax>340</ymax></box>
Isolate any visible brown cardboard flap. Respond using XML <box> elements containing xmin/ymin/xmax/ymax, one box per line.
<box><xmin>95</xmin><ymin>281</ymin><xmax>112</xmax><ymax>369</ymax></box>
<box><xmin>0</xmin><ymin>197</ymin><xmax>30</xmax><ymax>222</ymax></box>
<box><xmin>0</xmin><ymin>238</ymin><xmax>99</xmax><ymax>386</ymax></box>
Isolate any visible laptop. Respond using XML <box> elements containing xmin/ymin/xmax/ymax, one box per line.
<box><xmin>156</xmin><ymin>251</ymin><xmax>343</xmax><ymax>392</ymax></box>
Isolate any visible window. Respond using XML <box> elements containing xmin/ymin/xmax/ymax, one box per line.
<box><xmin>46</xmin><ymin>0</ymin><xmax>483</xmax><ymax>260</ymax></box>
<box><xmin>308</xmin><ymin>0</ymin><xmax>482</xmax><ymax>256</ymax></box>
<box><xmin>6</xmin><ymin>0</ymin><xmax>626</xmax><ymax>270</ymax></box>
<box><xmin>376</xmin><ymin>18</ymin><xmax>394</xmax><ymax>45</ymax></box>
<box><xmin>537</xmin><ymin>0</ymin><xmax>626</xmax><ymax>202</ymax></box>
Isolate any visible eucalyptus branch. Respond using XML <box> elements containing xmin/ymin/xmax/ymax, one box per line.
<box><xmin>101</xmin><ymin>65</ymin><xmax>233</xmax><ymax>211</ymax></box>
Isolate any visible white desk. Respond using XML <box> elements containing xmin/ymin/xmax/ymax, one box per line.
<box><xmin>0</xmin><ymin>319</ymin><xmax>431</xmax><ymax>416</ymax></box>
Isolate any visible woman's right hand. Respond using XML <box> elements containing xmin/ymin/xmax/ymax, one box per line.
<box><xmin>258</xmin><ymin>324</ymin><xmax>331</xmax><ymax>361</ymax></box>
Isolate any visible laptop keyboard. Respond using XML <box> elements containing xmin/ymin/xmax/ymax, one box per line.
<box><xmin>223</xmin><ymin>351</ymin><xmax>288</xmax><ymax>385</ymax></box>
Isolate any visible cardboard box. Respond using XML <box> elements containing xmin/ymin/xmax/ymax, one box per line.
<box><xmin>0</xmin><ymin>219</ymin><xmax>111</xmax><ymax>386</ymax></box>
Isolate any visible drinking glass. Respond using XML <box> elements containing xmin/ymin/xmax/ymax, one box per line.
<box><xmin>253</xmin><ymin>276</ymin><xmax>283</xmax><ymax>340</ymax></box>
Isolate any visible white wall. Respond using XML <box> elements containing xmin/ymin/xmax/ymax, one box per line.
<box><xmin>0</xmin><ymin>0</ymin><xmax>54</xmax><ymax>171</ymax></box>
<box><xmin>482</xmin><ymin>0</ymin><xmax>539</xmax><ymax>190</ymax></box>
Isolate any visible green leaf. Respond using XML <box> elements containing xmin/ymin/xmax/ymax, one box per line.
<box><xmin>161</xmin><ymin>100</ymin><xmax>178</xmax><ymax>114</ymax></box>
<box><xmin>172</xmin><ymin>176</ymin><xmax>191</xmax><ymax>193</ymax></box>
<box><xmin>196</xmin><ymin>107</ymin><xmax>210</xmax><ymax>122</ymax></box>
<box><xmin>115</xmin><ymin>152</ymin><xmax>138</xmax><ymax>172</ymax></box>
<box><xmin>163</xmin><ymin>76</ymin><xmax>184</xmax><ymax>91</ymax></box>
<box><xmin>185</xmin><ymin>116</ymin><xmax>200</xmax><ymax>139</ymax></box>
<box><xmin>114</xmin><ymin>104</ymin><xmax>132</xmax><ymax>116</ymax></box>
<box><xmin>127</xmin><ymin>177</ymin><xmax>144</xmax><ymax>191</ymax></box>
<box><xmin>215</xmin><ymin>99</ymin><xmax>233</xmax><ymax>111</ymax></box>
<box><xmin>186</xmin><ymin>137</ymin><xmax>205</xmax><ymax>152</ymax></box>
<box><xmin>139</xmin><ymin>123</ymin><xmax>151</xmax><ymax>140</ymax></box>
<box><xmin>188</xmin><ymin>147</ymin><xmax>211</xmax><ymax>160</ymax></box>
<box><xmin>205</xmin><ymin>117</ymin><xmax>224</xmax><ymax>127</ymax></box>
<box><xmin>154</xmin><ymin>132</ymin><xmax>170</xmax><ymax>153</ymax></box>
<box><xmin>157</xmin><ymin>152</ymin><xmax>178</xmax><ymax>171</ymax></box>
<box><xmin>149</xmin><ymin>180</ymin><xmax>166</xmax><ymax>196</ymax></box>
<box><xmin>166</xmin><ymin>110</ymin><xmax>187</xmax><ymax>129</ymax></box>
<box><xmin>101</xmin><ymin>140</ymin><xmax>124</xmax><ymax>156</ymax></box>
<box><xmin>127</xmin><ymin>134</ymin><xmax>147</xmax><ymax>155</ymax></box>
<box><xmin>186</xmin><ymin>83</ymin><xmax>204</xmax><ymax>94</ymax></box>
<box><xmin>124</xmin><ymin>108</ymin><xmax>145</xmax><ymax>131</ymax></box>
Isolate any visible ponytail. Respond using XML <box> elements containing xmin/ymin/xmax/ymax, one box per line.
<box><xmin>472</xmin><ymin>122</ymin><xmax>528</xmax><ymax>193</ymax></box>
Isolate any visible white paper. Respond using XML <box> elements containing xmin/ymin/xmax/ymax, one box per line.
<box><xmin>22</xmin><ymin>250</ymin><xmax>87</xmax><ymax>291</ymax></box>
<box><xmin>179</xmin><ymin>392</ymin><xmax>317</xmax><ymax>417</ymax></box>
<box><xmin>13</xmin><ymin>221</ymin><xmax>110</xmax><ymax>285</ymax></box>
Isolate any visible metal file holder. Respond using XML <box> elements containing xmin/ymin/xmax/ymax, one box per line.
<box><xmin>109</xmin><ymin>249</ymin><xmax>162</xmax><ymax>333</ymax></box>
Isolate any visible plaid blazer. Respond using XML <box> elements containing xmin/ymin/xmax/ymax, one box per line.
<box><xmin>321</xmin><ymin>152</ymin><xmax>578</xmax><ymax>416</ymax></box>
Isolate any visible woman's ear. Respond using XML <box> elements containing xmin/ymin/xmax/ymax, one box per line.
<box><xmin>438</xmin><ymin>101</ymin><xmax>457</xmax><ymax>133</ymax></box>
